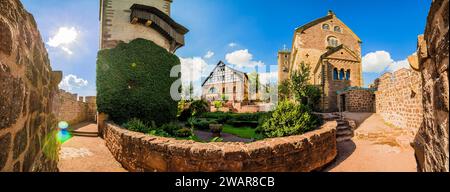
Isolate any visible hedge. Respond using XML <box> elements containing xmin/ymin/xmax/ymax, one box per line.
<box><xmin>97</xmin><ymin>38</ymin><xmax>179</xmax><ymax>125</ymax></box>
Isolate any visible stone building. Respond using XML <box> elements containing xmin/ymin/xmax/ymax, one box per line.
<box><xmin>201</xmin><ymin>61</ymin><xmax>249</xmax><ymax>102</ymax></box>
<box><xmin>278</xmin><ymin>10</ymin><xmax>363</xmax><ymax>112</ymax></box>
<box><xmin>99</xmin><ymin>0</ymin><xmax>188</xmax><ymax>52</ymax></box>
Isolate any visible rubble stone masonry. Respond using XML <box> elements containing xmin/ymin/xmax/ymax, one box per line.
<box><xmin>103</xmin><ymin>121</ymin><xmax>337</xmax><ymax>172</ymax></box>
<box><xmin>413</xmin><ymin>0</ymin><xmax>449</xmax><ymax>172</ymax></box>
<box><xmin>375</xmin><ymin>68</ymin><xmax>423</xmax><ymax>133</ymax></box>
<box><xmin>52</xmin><ymin>90</ymin><xmax>97</xmax><ymax>125</ymax></box>
<box><xmin>0</xmin><ymin>0</ymin><xmax>59</xmax><ymax>172</ymax></box>
<box><xmin>338</xmin><ymin>89</ymin><xmax>375</xmax><ymax>112</ymax></box>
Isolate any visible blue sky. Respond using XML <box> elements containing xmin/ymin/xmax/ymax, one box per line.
<box><xmin>21</xmin><ymin>0</ymin><xmax>431</xmax><ymax>96</ymax></box>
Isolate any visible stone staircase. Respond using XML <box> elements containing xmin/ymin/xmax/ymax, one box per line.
<box><xmin>313</xmin><ymin>112</ymin><xmax>355</xmax><ymax>142</ymax></box>
<box><xmin>336</xmin><ymin>119</ymin><xmax>354</xmax><ymax>142</ymax></box>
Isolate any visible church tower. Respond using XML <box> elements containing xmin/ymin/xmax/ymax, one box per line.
<box><xmin>277</xmin><ymin>48</ymin><xmax>291</xmax><ymax>85</ymax></box>
<box><xmin>99</xmin><ymin>0</ymin><xmax>188</xmax><ymax>52</ymax></box>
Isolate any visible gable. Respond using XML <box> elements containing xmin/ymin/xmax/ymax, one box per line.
<box><xmin>201</xmin><ymin>61</ymin><xmax>246</xmax><ymax>86</ymax></box>
<box><xmin>321</xmin><ymin>45</ymin><xmax>360</xmax><ymax>62</ymax></box>
<box><xmin>295</xmin><ymin>13</ymin><xmax>362</xmax><ymax>43</ymax></box>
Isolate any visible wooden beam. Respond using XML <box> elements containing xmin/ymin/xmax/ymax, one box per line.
<box><xmin>131</xmin><ymin>17</ymin><xmax>138</xmax><ymax>24</ymax></box>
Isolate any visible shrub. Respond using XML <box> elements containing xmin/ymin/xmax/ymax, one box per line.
<box><xmin>213</xmin><ymin>101</ymin><xmax>223</xmax><ymax>109</ymax></box>
<box><xmin>189</xmin><ymin>100</ymin><xmax>209</xmax><ymax>116</ymax></box>
<box><xmin>97</xmin><ymin>38</ymin><xmax>180</xmax><ymax>125</ymax></box>
<box><xmin>178</xmin><ymin>100</ymin><xmax>209</xmax><ymax>121</ymax></box>
<box><xmin>122</xmin><ymin>118</ymin><xmax>152</xmax><ymax>133</ymax></box>
<box><xmin>175</xmin><ymin>128</ymin><xmax>193</xmax><ymax>138</ymax></box>
<box><xmin>190</xmin><ymin>119</ymin><xmax>218</xmax><ymax>130</ymax></box>
<box><xmin>160</xmin><ymin>122</ymin><xmax>183</xmax><ymax>136</ymax></box>
<box><xmin>256</xmin><ymin>101</ymin><xmax>320</xmax><ymax>138</ymax></box>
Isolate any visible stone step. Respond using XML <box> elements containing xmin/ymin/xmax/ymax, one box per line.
<box><xmin>337</xmin><ymin>121</ymin><xmax>349</xmax><ymax>126</ymax></box>
<box><xmin>70</xmin><ymin>131</ymin><xmax>99</xmax><ymax>137</ymax></box>
<box><xmin>337</xmin><ymin>130</ymin><xmax>354</xmax><ymax>137</ymax></box>
<box><xmin>336</xmin><ymin>125</ymin><xmax>350</xmax><ymax>130</ymax></box>
<box><xmin>337</xmin><ymin>135</ymin><xmax>353</xmax><ymax>142</ymax></box>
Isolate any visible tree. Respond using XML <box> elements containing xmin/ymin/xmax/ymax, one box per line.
<box><xmin>248</xmin><ymin>72</ymin><xmax>261</xmax><ymax>101</ymax></box>
<box><xmin>278</xmin><ymin>80</ymin><xmax>290</xmax><ymax>101</ymax></box>
<box><xmin>287</xmin><ymin>62</ymin><xmax>321</xmax><ymax>110</ymax></box>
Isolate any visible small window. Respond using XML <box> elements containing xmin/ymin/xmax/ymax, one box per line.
<box><xmin>333</xmin><ymin>68</ymin><xmax>339</xmax><ymax>80</ymax></box>
<box><xmin>222</xmin><ymin>87</ymin><xmax>226</xmax><ymax>93</ymax></box>
<box><xmin>334</xmin><ymin>26</ymin><xmax>341</xmax><ymax>33</ymax></box>
<box><xmin>233</xmin><ymin>86</ymin><xmax>237</xmax><ymax>93</ymax></box>
<box><xmin>327</xmin><ymin>36</ymin><xmax>339</xmax><ymax>47</ymax></box>
<box><xmin>209</xmin><ymin>87</ymin><xmax>216</xmax><ymax>93</ymax></box>
<box><xmin>322</xmin><ymin>24</ymin><xmax>330</xmax><ymax>30</ymax></box>
<box><xmin>339</xmin><ymin>69</ymin><xmax>345</xmax><ymax>80</ymax></box>
<box><xmin>345</xmin><ymin>69</ymin><xmax>351</xmax><ymax>80</ymax></box>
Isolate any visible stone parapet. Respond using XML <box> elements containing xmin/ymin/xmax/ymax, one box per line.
<box><xmin>103</xmin><ymin>121</ymin><xmax>337</xmax><ymax>172</ymax></box>
<box><xmin>51</xmin><ymin>89</ymin><xmax>97</xmax><ymax>125</ymax></box>
<box><xmin>374</xmin><ymin>68</ymin><xmax>423</xmax><ymax>133</ymax></box>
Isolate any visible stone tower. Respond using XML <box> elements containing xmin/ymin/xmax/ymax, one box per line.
<box><xmin>99</xmin><ymin>0</ymin><xmax>188</xmax><ymax>52</ymax></box>
<box><xmin>277</xmin><ymin>49</ymin><xmax>291</xmax><ymax>85</ymax></box>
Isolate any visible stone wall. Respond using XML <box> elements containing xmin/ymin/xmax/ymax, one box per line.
<box><xmin>374</xmin><ymin>68</ymin><xmax>423</xmax><ymax>133</ymax></box>
<box><xmin>338</xmin><ymin>89</ymin><xmax>375</xmax><ymax>112</ymax></box>
<box><xmin>413</xmin><ymin>0</ymin><xmax>449</xmax><ymax>172</ymax></box>
<box><xmin>52</xmin><ymin>89</ymin><xmax>96</xmax><ymax>125</ymax></box>
<box><xmin>0</xmin><ymin>0</ymin><xmax>60</xmax><ymax>172</ymax></box>
<box><xmin>103</xmin><ymin>121</ymin><xmax>337</xmax><ymax>172</ymax></box>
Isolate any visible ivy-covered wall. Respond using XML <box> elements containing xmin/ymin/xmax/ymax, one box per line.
<box><xmin>97</xmin><ymin>38</ymin><xmax>180</xmax><ymax>125</ymax></box>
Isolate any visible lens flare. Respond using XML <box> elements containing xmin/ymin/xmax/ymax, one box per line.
<box><xmin>57</xmin><ymin>130</ymin><xmax>72</xmax><ymax>144</ymax></box>
<box><xmin>58</xmin><ymin>121</ymin><xmax>69</xmax><ymax>129</ymax></box>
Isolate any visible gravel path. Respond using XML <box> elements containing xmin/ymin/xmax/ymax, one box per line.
<box><xmin>324</xmin><ymin>113</ymin><xmax>417</xmax><ymax>172</ymax></box>
<box><xmin>58</xmin><ymin>123</ymin><xmax>126</xmax><ymax>172</ymax></box>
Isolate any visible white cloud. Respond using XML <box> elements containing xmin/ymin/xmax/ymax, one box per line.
<box><xmin>203</xmin><ymin>51</ymin><xmax>214</xmax><ymax>59</ymax></box>
<box><xmin>225</xmin><ymin>49</ymin><xmax>265</xmax><ymax>69</ymax></box>
<box><xmin>46</xmin><ymin>27</ymin><xmax>78</xmax><ymax>55</ymax></box>
<box><xmin>180</xmin><ymin>57</ymin><xmax>209</xmax><ymax>84</ymax></box>
<box><xmin>228</xmin><ymin>42</ymin><xmax>238</xmax><ymax>47</ymax></box>
<box><xmin>387</xmin><ymin>59</ymin><xmax>410</xmax><ymax>72</ymax></box>
<box><xmin>362</xmin><ymin>50</ymin><xmax>412</xmax><ymax>73</ymax></box>
<box><xmin>362</xmin><ymin>51</ymin><xmax>393</xmax><ymax>73</ymax></box>
<box><xmin>59</xmin><ymin>74</ymin><xmax>88</xmax><ymax>91</ymax></box>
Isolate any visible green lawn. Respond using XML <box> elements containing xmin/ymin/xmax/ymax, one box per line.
<box><xmin>222</xmin><ymin>124</ymin><xmax>258</xmax><ymax>139</ymax></box>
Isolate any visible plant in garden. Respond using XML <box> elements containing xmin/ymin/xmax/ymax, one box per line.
<box><xmin>210</xmin><ymin>137</ymin><xmax>224</xmax><ymax>142</ymax></box>
<box><xmin>122</xmin><ymin>118</ymin><xmax>152</xmax><ymax>133</ymax></box>
<box><xmin>288</xmin><ymin>62</ymin><xmax>322</xmax><ymax>110</ymax></box>
<box><xmin>213</xmin><ymin>100</ymin><xmax>223</xmax><ymax>109</ymax></box>
<box><xmin>256</xmin><ymin>101</ymin><xmax>320</xmax><ymax>138</ymax></box>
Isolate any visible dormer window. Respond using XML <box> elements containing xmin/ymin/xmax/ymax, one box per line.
<box><xmin>334</xmin><ymin>26</ymin><xmax>341</xmax><ymax>33</ymax></box>
<box><xmin>322</xmin><ymin>24</ymin><xmax>330</xmax><ymax>30</ymax></box>
<box><xmin>327</xmin><ymin>36</ymin><xmax>339</xmax><ymax>47</ymax></box>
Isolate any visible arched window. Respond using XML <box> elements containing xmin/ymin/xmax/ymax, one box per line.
<box><xmin>327</xmin><ymin>36</ymin><xmax>339</xmax><ymax>47</ymax></box>
<box><xmin>322</xmin><ymin>24</ymin><xmax>330</xmax><ymax>30</ymax></box>
<box><xmin>333</xmin><ymin>68</ymin><xmax>339</xmax><ymax>80</ymax></box>
<box><xmin>345</xmin><ymin>69</ymin><xmax>351</xmax><ymax>80</ymax></box>
<box><xmin>209</xmin><ymin>87</ymin><xmax>216</xmax><ymax>94</ymax></box>
<box><xmin>334</xmin><ymin>26</ymin><xmax>341</xmax><ymax>33</ymax></box>
<box><xmin>339</xmin><ymin>69</ymin><xmax>345</xmax><ymax>80</ymax></box>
